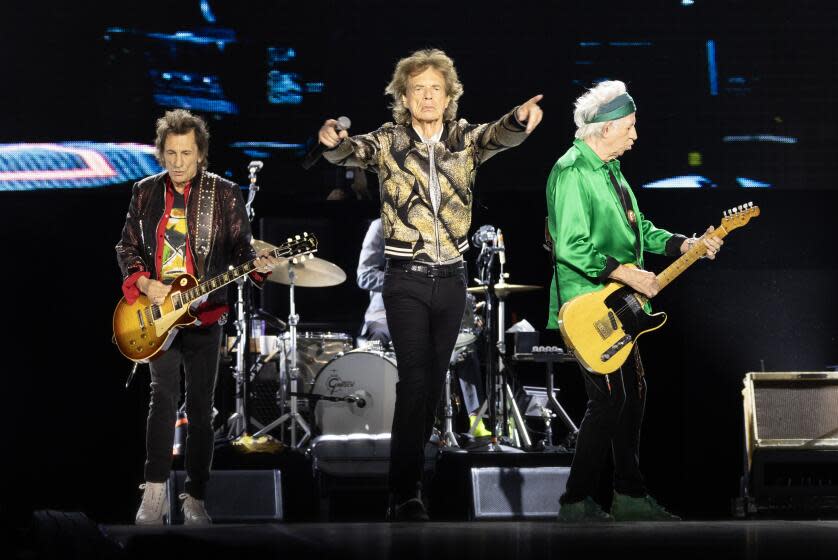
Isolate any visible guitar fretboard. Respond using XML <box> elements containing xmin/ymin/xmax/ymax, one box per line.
<box><xmin>655</xmin><ymin>225</ymin><xmax>730</xmax><ymax>291</ymax></box>
<box><xmin>181</xmin><ymin>244</ymin><xmax>300</xmax><ymax>304</ymax></box>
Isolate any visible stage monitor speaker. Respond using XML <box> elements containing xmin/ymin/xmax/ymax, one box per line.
<box><xmin>742</xmin><ymin>372</ymin><xmax>838</xmax><ymax>501</ymax></box>
<box><xmin>470</xmin><ymin>466</ymin><xmax>569</xmax><ymax>519</ymax></box>
<box><xmin>167</xmin><ymin>469</ymin><xmax>283</xmax><ymax>523</ymax></box>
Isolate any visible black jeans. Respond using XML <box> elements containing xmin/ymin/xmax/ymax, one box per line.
<box><xmin>145</xmin><ymin>324</ymin><xmax>222</xmax><ymax>500</ymax></box>
<box><xmin>383</xmin><ymin>261</ymin><xmax>466</xmax><ymax>501</ymax></box>
<box><xmin>560</xmin><ymin>348</ymin><xmax>648</xmax><ymax>504</ymax></box>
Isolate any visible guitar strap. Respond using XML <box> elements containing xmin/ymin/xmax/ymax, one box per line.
<box><xmin>606</xmin><ymin>169</ymin><xmax>642</xmax><ymax>262</ymax></box>
<box><xmin>193</xmin><ymin>171</ymin><xmax>217</xmax><ymax>279</ymax></box>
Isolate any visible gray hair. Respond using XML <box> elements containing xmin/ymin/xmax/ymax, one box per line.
<box><xmin>573</xmin><ymin>80</ymin><xmax>628</xmax><ymax>140</ymax></box>
<box><xmin>154</xmin><ymin>109</ymin><xmax>210</xmax><ymax>168</ymax></box>
<box><xmin>384</xmin><ymin>49</ymin><xmax>464</xmax><ymax>125</ymax></box>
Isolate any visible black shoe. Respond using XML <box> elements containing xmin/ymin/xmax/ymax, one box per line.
<box><xmin>388</xmin><ymin>497</ymin><xmax>429</xmax><ymax>522</ymax></box>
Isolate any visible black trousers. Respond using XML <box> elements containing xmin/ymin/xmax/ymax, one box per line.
<box><xmin>145</xmin><ymin>324</ymin><xmax>222</xmax><ymax>500</ymax></box>
<box><xmin>383</xmin><ymin>262</ymin><xmax>466</xmax><ymax>501</ymax></box>
<box><xmin>560</xmin><ymin>347</ymin><xmax>648</xmax><ymax>504</ymax></box>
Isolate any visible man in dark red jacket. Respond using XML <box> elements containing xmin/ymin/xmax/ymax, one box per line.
<box><xmin>116</xmin><ymin>109</ymin><xmax>280</xmax><ymax>525</ymax></box>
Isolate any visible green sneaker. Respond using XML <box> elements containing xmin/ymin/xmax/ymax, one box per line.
<box><xmin>557</xmin><ymin>497</ymin><xmax>614</xmax><ymax>522</ymax></box>
<box><xmin>610</xmin><ymin>492</ymin><xmax>681</xmax><ymax>521</ymax></box>
<box><xmin>469</xmin><ymin>414</ymin><xmax>492</xmax><ymax>437</ymax></box>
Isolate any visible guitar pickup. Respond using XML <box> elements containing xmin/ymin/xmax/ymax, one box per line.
<box><xmin>608</xmin><ymin>311</ymin><xmax>618</xmax><ymax>330</ymax></box>
<box><xmin>600</xmin><ymin>334</ymin><xmax>633</xmax><ymax>362</ymax></box>
<box><xmin>136</xmin><ymin>309</ymin><xmax>145</xmax><ymax>329</ymax></box>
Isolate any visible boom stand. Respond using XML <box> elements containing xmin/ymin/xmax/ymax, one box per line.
<box><xmin>253</xmin><ymin>264</ymin><xmax>311</xmax><ymax>447</ymax></box>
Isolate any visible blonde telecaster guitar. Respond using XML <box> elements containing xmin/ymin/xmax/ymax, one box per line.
<box><xmin>559</xmin><ymin>203</ymin><xmax>759</xmax><ymax>375</ymax></box>
<box><xmin>113</xmin><ymin>233</ymin><xmax>318</xmax><ymax>363</ymax></box>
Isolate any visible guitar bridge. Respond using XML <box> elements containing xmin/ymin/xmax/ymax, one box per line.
<box><xmin>594</xmin><ymin>311</ymin><xmax>620</xmax><ymax>340</ymax></box>
<box><xmin>600</xmin><ymin>334</ymin><xmax>632</xmax><ymax>362</ymax></box>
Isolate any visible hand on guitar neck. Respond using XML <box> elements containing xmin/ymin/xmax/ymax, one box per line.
<box><xmin>678</xmin><ymin>224</ymin><xmax>723</xmax><ymax>259</ymax></box>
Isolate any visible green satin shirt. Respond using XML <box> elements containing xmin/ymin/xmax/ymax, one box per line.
<box><xmin>546</xmin><ymin>139</ymin><xmax>678</xmax><ymax>329</ymax></box>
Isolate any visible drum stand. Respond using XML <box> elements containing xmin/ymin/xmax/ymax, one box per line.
<box><xmin>442</xmin><ymin>369</ymin><xmax>459</xmax><ymax>448</ymax></box>
<box><xmin>253</xmin><ymin>264</ymin><xmax>312</xmax><ymax>448</ymax></box>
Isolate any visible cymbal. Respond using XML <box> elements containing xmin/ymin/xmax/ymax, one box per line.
<box><xmin>268</xmin><ymin>256</ymin><xmax>346</xmax><ymax>287</ymax></box>
<box><xmin>252</xmin><ymin>238</ymin><xmax>347</xmax><ymax>287</ymax></box>
<box><xmin>467</xmin><ymin>282</ymin><xmax>542</xmax><ymax>298</ymax></box>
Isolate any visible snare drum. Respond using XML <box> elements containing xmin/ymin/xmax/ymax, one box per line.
<box><xmin>311</xmin><ymin>349</ymin><xmax>398</xmax><ymax>435</ymax></box>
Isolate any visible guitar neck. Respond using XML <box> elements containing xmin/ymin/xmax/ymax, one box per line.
<box><xmin>655</xmin><ymin>223</ymin><xmax>730</xmax><ymax>291</ymax></box>
<box><xmin>180</xmin><ymin>246</ymin><xmax>287</xmax><ymax>306</ymax></box>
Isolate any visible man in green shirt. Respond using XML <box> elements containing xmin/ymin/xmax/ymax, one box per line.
<box><xmin>546</xmin><ymin>81</ymin><xmax>722</xmax><ymax>522</ymax></box>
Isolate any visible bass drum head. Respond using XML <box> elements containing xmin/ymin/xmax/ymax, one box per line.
<box><xmin>311</xmin><ymin>350</ymin><xmax>398</xmax><ymax>435</ymax></box>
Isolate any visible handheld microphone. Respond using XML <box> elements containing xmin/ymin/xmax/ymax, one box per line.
<box><xmin>248</xmin><ymin>160</ymin><xmax>264</xmax><ymax>173</ymax></box>
<box><xmin>301</xmin><ymin>116</ymin><xmax>351</xmax><ymax>170</ymax></box>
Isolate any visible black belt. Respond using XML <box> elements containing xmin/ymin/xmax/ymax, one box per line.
<box><xmin>387</xmin><ymin>259</ymin><xmax>464</xmax><ymax>278</ymax></box>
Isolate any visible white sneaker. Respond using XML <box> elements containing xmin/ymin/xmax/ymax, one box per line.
<box><xmin>180</xmin><ymin>493</ymin><xmax>212</xmax><ymax>525</ymax></box>
<box><xmin>135</xmin><ymin>482</ymin><xmax>169</xmax><ymax>525</ymax></box>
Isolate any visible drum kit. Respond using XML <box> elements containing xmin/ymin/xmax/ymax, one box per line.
<box><xmin>229</xmin><ymin>248</ymin><xmax>491</xmax><ymax>448</ymax></box>
<box><xmin>225</xmin><ymin>162</ymin><xmax>566</xmax><ymax>453</ymax></box>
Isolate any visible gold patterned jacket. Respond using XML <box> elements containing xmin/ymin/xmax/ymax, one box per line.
<box><xmin>324</xmin><ymin>109</ymin><xmax>529</xmax><ymax>263</ymax></box>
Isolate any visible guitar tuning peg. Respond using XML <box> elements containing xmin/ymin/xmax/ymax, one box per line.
<box><xmin>295</xmin><ymin>235</ymin><xmax>301</xmax><ymax>240</ymax></box>
<box><xmin>287</xmin><ymin>237</ymin><xmax>292</xmax><ymax>243</ymax></box>
<box><xmin>723</xmin><ymin>210</ymin><xmax>728</xmax><ymax>217</ymax></box>
<box><xmin>738</xmin><ymin>204</ymin><xmax>744</xmax><ymax>211</ymax></box>
<box><xmin>303</xmin><ymin>231</ymin><xmax>308</xmax><ymax>236</ymax></box>
<box><xmin>748</xmin><ymin>201</ymin><xmax>753</xmax><ymax>208</ymax></box>
<box><xmin>292</xmin><ymin>257</ymin><xmax>298</xmax><ymax>264</ymax></box>
<box><xmin>308</xmin><ymin>254</ymin><xmax>314</xmax><ymax>260</ymax></box>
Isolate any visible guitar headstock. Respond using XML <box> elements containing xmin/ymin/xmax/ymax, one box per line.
<box><xmin>721</xmin><ymin>202</ymin><xmax>760</xmax><ymax>232</ymax></box>
<box><xmin>281</xmin><ymin>232</ymin><xmax>318</xmax><ymax>262</ymax></box>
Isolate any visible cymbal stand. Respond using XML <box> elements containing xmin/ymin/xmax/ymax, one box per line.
<box><xmin>468</xmin><ymin>227</ymin><xmax>531</xmax><ymax>450</ymax></box>
<box><xmin>253</xmin><ymin>264</ymin><xmax>311</xmax><ymax>447</ymax></box>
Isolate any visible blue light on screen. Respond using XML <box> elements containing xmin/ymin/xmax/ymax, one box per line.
<box><xmin>0</xmin><ymin>143</ymin><xmax>163</xmax><ymax>191</ymax></box>
<box><xmin>267</xmin><ymin>72</ymin><xmax>303</xmax><ymax>105</ymax></box>
<box><xmin>707</xmin><ymin>39</ymin><xmax>719</xmax><ymax>96</ymax></box>
<box><xmin>642</xmin><ymin>175</ymin><xmax>715</xmax><ymax>189</ymax></box>
<box><xmin>736</xmin><ymin>177</ymin><xmax>772</xmax><ymax>188</ymax></box>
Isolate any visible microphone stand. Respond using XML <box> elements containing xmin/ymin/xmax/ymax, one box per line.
<box><xmin>225</xmin><ymin>161</ymin><xmax>263</xmax><ymax>440</ymax></box>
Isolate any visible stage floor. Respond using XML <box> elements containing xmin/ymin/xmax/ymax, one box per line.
<box><xmin>99</xmin><ymin>520</ymin><xmax>838</xmax><ymax>560</ymax></box>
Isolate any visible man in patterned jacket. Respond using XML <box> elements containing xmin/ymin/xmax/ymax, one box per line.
<box><xmin>116</xmin><ymin>109</ymin><xmax>281</xmax><ymax>525</ymax></box>
<box><xmin>317</xmin><ymin>48</ymin><xmax>543</xmax><ymax>521</ymax></box>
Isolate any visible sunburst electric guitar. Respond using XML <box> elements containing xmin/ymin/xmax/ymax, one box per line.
<box><xmin>558</xmin><ymin>203</ymin><xmax>759</xmax><ymax>375</ymax></box>
<box><xmin>113</xmin><ymin>233</ymin><xmax>318</xmax><ymax>363</ymax></box>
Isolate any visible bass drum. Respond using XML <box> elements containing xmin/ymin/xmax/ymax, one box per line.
<box><xmin>311</xmin><ymin>350</ymin><xmax>398</xmax><ymax>435</ymax></box>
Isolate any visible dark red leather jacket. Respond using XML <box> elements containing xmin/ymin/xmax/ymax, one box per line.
<box><xmin>115</xmin><ymin>170</ymin><xmax>259</xmax><ymax>324</ymax></box>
